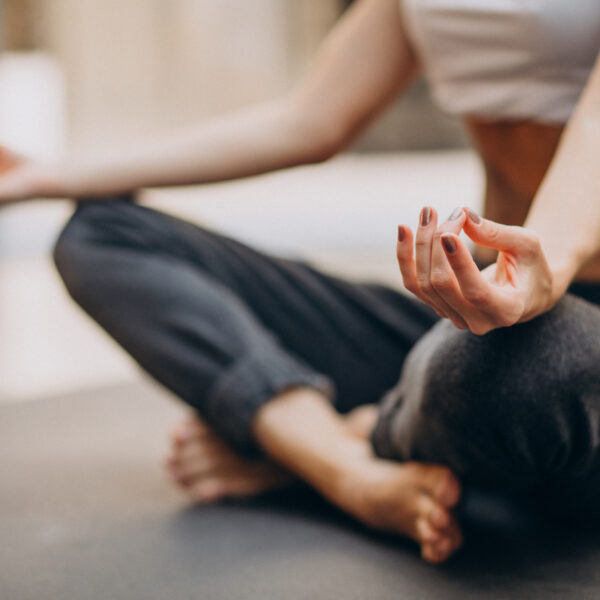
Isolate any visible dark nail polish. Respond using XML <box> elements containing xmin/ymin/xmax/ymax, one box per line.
<box><xmin>448</xmin><ymin>207</ymin><xmax>462</xmax><ymax>221</ymax></box>
<box><xmin>466</xmin><ymin>208</ymin><xmax>481</xmax><ymax>224</ymax></box>
<box><xmin>441</xmin><ymin>235</ymin><xmax>456</xmax><ymax>254</ymax></box>
<box><xmin>397</xmin><ymin>226</ymin><xmax>405</xmax><ymax>242</ymax></box>
<box><xmin>420</xmin><ymin>207</ymin><xmax>432</xmax><ymax>227</ymax></box>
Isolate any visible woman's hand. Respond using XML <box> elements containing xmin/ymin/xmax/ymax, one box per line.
<box><xmin>0</xmin><ymin>145</ymin><xmax>59</xmax><ymax>205</ymax></box>
<box><xmin>396</xmin><ymin>206</ymin><xmax>556</xmax><ymax>335</ymax></box>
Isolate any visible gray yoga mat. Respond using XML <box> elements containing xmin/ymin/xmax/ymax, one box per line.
<box><xmin>2</xmin><ymin>380</ymin><xmax>599</xmax><ymax>599</ymax></box>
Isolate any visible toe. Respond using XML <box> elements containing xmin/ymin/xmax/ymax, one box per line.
<box><xmin>163</xmin><ymin>452</ymin><xmax>176</xmax><ymax>469</ymax></box>
<box><xmin>422</xmin><ymin>521</ymin><xmax>463</xmax><ymax>564</ymax></box>
<box><xmin>447</xmin><ymin>521</ymin><xmax>464</xmax><ymax>553</ymax></box>
<box><xmin>170</xmin><ymin>424</ymin><xmax>187</xmax><ymax>447</ymax></box>
<box><xmin>432</xmin><ymin>536</ymin><xmax>453</xmax><ymax>562</ymax></box>
<box><xmin>421</xmin><ymin>542</ymin><xmax>447</xmax><ymax>564</ymax></box>
<box><xmin>190</xmin><ymin>479</ymin><xmax>226</xmax><ymax>503</ymax></box>
<box><xmin>415</xmin><ymin>494</ymin><xmax>451</xmax><ymax>531</ymax></box>
<box><xmin>428</xmin><ymin>503</ymin><xmax>451</xmax><ymax>531</ymax></box>
<box><xmin>436</xmin><ymin>472</ymin><xmax>461</xmax><ymax>508</ymax></box>
<box><xmin>188</xmin><ymin>416</ymin><xmax>212</xmax><ymax>438</ymax></box>
<box><xmin>413</xmin><ymin>464</ymin><xmax>461</xmax><ymax>508</ymax></box>
<box><xmin>416</xmin><ymin>517</ymin><xmax>443</xmax><ymax>545</ymax></box>
<box><xmin>422</xmin><ymin>534</ymin><xmax>454</xmax><ymax>564</ymax></box>
<box><xmin>430</xmin><ymin>467</ymin><xmax>461</xmax><ymax>508</ymax></box>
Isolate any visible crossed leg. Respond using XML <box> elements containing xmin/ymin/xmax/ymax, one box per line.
<box><xmin>371</xmin><ymin>294</ymin><xmax>600</xmax><ymax>522</ymax></box>
<box><xmin>53</xmin><ymin>198</ymin><xmax>462</xmax><ymax>562</ymax></box>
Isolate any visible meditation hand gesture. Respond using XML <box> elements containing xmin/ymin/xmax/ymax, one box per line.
<box><xmin>396</xmin><ymin>206</ymin><xmax>555</xmax><ymax>335</ymax></box>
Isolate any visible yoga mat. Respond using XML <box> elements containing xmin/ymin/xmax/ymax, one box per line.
<box><xmin>2</xmin><ymin>381</ymin><xmax>598</xmax><ymax>599</ymax></box>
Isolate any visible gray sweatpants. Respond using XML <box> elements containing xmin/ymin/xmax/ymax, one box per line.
<box><xmin>53</xmin><ymin>197</ymin><xmax>600</xmax><ymax>520</ymax></box>
<box><xmin>53</xmin><ymin>197</ymin><xmax>438</xmax><ymax>449</ymax></box>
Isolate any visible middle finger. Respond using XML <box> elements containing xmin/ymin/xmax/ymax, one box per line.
<box><xmin>415</xmin><ymin>207</ymin><xmax>467</xmax><ymax>328</ymax></box>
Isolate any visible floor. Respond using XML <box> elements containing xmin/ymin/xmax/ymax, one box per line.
<box><xmin>6</xmin><ymin>378</ymin><xmax>597</xmax><ymax>600</ymax></box>
<box><xmin>0</xmin><ymin>150</ymin><xmax>483</xmax><ymax>403</ymax></box>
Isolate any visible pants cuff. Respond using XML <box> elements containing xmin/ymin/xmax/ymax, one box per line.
<box><xmin>204</xmin><ymin>348</ymin><xmax>336</xmax><ymax>454</ymax></box>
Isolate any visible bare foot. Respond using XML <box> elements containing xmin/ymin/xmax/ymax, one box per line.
<box><xmin>338</xmin><ymin>458</ymin><xmax>463</xmax><ymax>564</ymax></box>
<box><xmin>165</xmin><ymin>415</ymin><xmax>291</xmax><ymax>502</ymax></box>
<box><xmin>343</xmin><ymin>404</ymin><xmax>378</xmax><ymax>439</ymax></box>
<box><xmin>166</xmin><ymin>413</ymin><xmax>463</xmax><ymax>563</ymax></box>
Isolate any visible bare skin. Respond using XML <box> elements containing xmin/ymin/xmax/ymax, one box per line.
<box><xmin>166</xmin><ymin>402</ymin><xmax>462</xmax><ymax>564</ymax></box>
<box><xmin>162</xmin><ymin>116</ymin><xmax>595</xmax><ymax>565</ymax></box>
<box><xmin>3</xmin><ymin>0</ymin><xmax>600</xmax><ymax>566</ymax></box>
<box><xmin>165</xmin><ymin>404</ymin><xmax>378</xmax><ymax>500</ymax></box>
<box><xmin>161</xmin><ymin>118</ymin><xmax>570</xmax><ymax>561</ymax></box>
<box><xmin>467</xmin><ymin>118</ymin><xmax>600</xmax><ymax>282</ymax></box>
<box><xmin>165</xmin><ymin>416</ymin><xmax>292</xmax><ymax>501</ymax></box>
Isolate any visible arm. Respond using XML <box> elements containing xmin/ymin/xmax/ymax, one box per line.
<box><xmin>0</xmin><ymin>0</ymin><xmax>419</xmax><ymax>202</ymax></box>
<box><xmin>396</xmin><ymin>51</ymin><xmax>600</xmax><ymax>335</ymax></box>
<box><xmin>524</xmin><ymin>51</ymin><xmax>600</xmax><ymax>298</ymax></box>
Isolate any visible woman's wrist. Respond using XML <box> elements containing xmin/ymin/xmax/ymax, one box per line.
<box><xmin>34</xmin><ymin>158</ymin><xmax>134</xmax><ymax>200</ymax></box>
<box><xmin>524</xmin><ymin>219</ymin><xmax>585</xmax><ymax>308</ymax></box>
<box><xmin>33</xmin><ymin>160</ymin><xmax>70</xmax><ymax>198</ymax></box>
<box><xmin>550</xmin><ymin>263</ymin><xmax>575</xmax><ymax>302</ymax></box>
<box><xmin>541</xmin><ymin>244</ymin><xmax>583</xmax><ymax>305</ymax></box>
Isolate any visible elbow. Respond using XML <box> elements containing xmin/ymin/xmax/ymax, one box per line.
<box><xmin>307</xmin><ymin>136</ymin><xmax>345</xmax><ymax>164</ymax></box>
<box><xmin>286</xmin><ymin>100</ymin><xmax>354</xmax><ymax>165</ymax></box>
<box><xmin>300</xmin><ymin>118</ymin><xmax>350</xmax><ymax>164</ymax></box>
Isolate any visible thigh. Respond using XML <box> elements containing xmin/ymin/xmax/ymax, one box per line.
<box><xmin>372</xmin><ymin>295</ymin><xmax>600</xmax><ymax>509</ymax></box>
<box><xmin>58</xmin><ymin>199</ymin><xmax>440</xmax><ymax>412</ymax></box>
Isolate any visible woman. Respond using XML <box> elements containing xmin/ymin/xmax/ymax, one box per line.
<box><xmin>2</xmin><ymin>0</ymin><xmax>600</xmax><ymax>564</ymax></box>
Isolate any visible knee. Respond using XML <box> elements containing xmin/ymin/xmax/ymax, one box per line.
<box><xmin>411</xmin><ymin>297</ymin><xmax>600</xmax><ymax>482</ymax></box>
<box><xmin>53</xmin><ymin>198</ymin><xmax>133</xmax><ymax>301</ymax></box>
<box><xmin>54</xmin><ymin>204</ymin><xmax>96</xmax><ymax>287</ymax></box>
<box><xmin>423</xmin><ymin>296</ymin><xmax>600</xmax><ymax>413</ymax></box>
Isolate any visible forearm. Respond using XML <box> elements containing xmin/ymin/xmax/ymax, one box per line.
<box><xmin>252</xmin><ymin>388</ymin><xmax>370</xmax><ymax>502</ymax></box>
<box><xmin>525</xmin><ymin>52</ymin><xmax>600</xmax><ymax>297</ymax></box>
<box><xmin>17</xmin><ymin>0</ymin><xmax>416</xmax><ymax>202</ymax></box>
<box><xmin>39</xmin><ymin>0</ymin><xmax>417</xmax><ymax>200</ymax></box>
<box><xmin>48</xmin><ymin>97</ymin><xmax>336</xmax><ymax>198</ymax></box>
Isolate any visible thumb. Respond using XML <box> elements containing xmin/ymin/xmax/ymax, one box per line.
<box><xmin>463</xmin><ymin>208</ymin><xmax>541</xmax><ymax>258</ymax></box>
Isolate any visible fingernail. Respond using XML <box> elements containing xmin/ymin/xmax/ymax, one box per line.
<box><xmin>466</xmin><ymin>208</ymin><xmax>481</xmax><ymax>224</ymax></box>
<box><xmin>448</xmin><ymin>207</ymin><xmax>462</xmax><ymax>221</ymax></box>
<box><xmin>397</xmin><ymin>225</ymin><xmax>405</xmax><ymax>242</ymax></box>
<box><xmin>420</xmin><ymin>207</ymin><xmax>432</xmax><ymax>227</ymax></box>
<box><xmin>441</xmin><ymin>235</ymin><xmax>456</xmax><ymax>254</ymax></box>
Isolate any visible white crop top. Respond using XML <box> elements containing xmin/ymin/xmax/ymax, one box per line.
<box><xmin>400</xmin><ymin>0</ymin><xmax>600</xmax><ymax>123</ymax></box>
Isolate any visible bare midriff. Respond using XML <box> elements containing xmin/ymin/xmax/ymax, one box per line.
<box><xmin>465</xmin><ymin>118</ymin><xmax>600</xmax><ymax>283</ymax></box>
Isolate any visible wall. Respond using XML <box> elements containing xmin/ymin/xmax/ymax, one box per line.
<box><xmin>21</xmin><ymin>0</ymin><xmax>464</xmax><ymax>153</ymax></box>
<box><xmin>37</xmin><ymin>0</ymin><xmax>342</xmax><ymax>152</ymax></box>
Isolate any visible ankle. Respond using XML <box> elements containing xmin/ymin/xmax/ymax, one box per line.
<box><xmin>252</xmin><ymin>387</ymin><xmax>372</xmax><ymax>503</ymax></box>
<box><xmin>321</xmin><ymin>439</ymin><xmax>377</xmax><ymax>517</ymax></box>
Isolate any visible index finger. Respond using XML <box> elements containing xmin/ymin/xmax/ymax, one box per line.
<box><xmin>441</xmin><ymin>233</ymin><xmax>522</xmax><ymax>327</ymax></box>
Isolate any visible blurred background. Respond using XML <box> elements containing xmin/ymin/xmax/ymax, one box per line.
<box><xmin>0</xmin><ymin>0</ymin><xmax>482</xmax><ymax>403</ymax></box>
